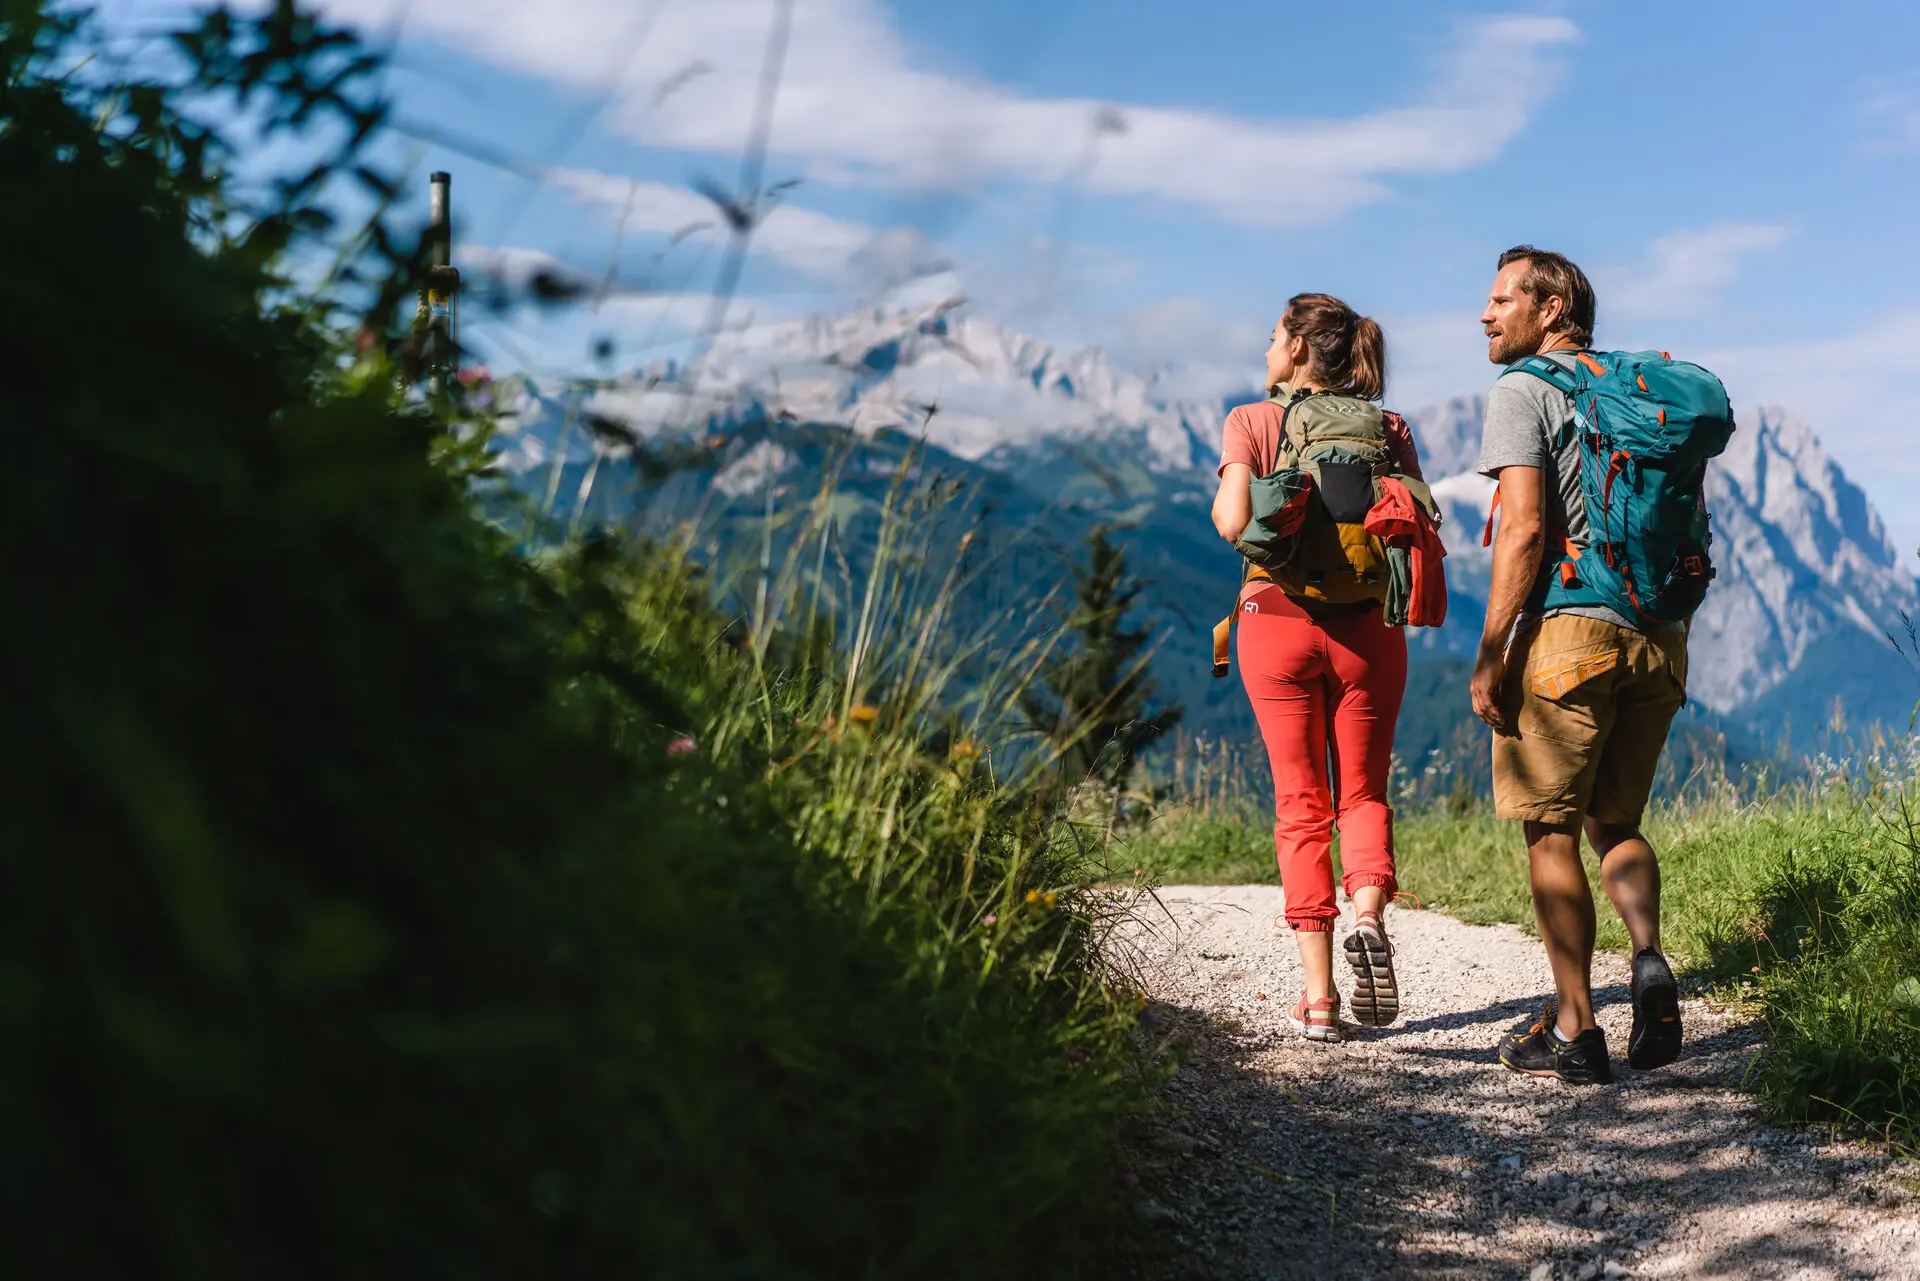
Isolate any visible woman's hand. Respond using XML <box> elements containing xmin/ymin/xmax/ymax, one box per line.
<box><xmin>1212</xmin><ymin>463</ymin><xmax>1252</xmax><ymax>543</ymax></box>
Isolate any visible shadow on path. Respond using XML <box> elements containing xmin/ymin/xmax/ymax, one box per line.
<box><xmin>1116</xmin><ymin>892</ymin><xmax>1913</xmax><ymax>1281</ymax></box>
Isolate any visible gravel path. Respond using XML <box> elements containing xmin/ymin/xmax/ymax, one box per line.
<box><xmin>1117</xmin><ymin>886</ymin><xmax>1920</xmax><ymax>1281</ymax></box>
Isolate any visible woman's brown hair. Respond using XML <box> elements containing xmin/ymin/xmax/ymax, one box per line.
<box><xmin>1282</xmin><ymin>293</ymin><xmax>1386</xmax><ymax>401</ymax></box>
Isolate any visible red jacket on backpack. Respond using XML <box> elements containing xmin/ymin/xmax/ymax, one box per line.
<box><xmin>1364</xmin><ymin>476</ymin><xmax>1448</xmax><ymax>628</ymax></box>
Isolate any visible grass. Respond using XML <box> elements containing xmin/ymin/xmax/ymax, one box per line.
<box><xmin>1116</xmin><ymin>734</ymin><xmax>1920</xmax><ymax>1142</ymax></box>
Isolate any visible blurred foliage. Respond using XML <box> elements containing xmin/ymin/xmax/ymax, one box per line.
<box><xmin>0</xmin><ymin>4</ymin><xmax>1154</xmax><ymax>1277</ymax></box>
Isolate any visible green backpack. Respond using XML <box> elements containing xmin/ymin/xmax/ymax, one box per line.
<box><xmin>1233</xmin><ymin>387</ymin><xmax>1436</xmax><ymax>605</ymax></box>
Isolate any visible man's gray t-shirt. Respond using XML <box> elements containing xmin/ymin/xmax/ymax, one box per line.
<box><xmin>1475</xmin><ymin>351</ymin><xmax>1638</xmax><ymax>632</ymax></box>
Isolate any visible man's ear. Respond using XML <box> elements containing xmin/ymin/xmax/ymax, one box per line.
<box><xmin>1540</xmin><ymin>293</ymin><xmax>1566</xmax><ymax>334</ymax></box>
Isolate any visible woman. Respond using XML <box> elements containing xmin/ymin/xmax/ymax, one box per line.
<box><xmin>1211</xmin><ymin>293</ymin><xmax>1421</xmax><ymax>1042</ymax></box>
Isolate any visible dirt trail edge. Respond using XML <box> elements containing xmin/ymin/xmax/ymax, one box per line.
<box><xmin>1116</xmin><ymin>886</ymin><xmax>1920</xmax><ymax>1281</ymax></box>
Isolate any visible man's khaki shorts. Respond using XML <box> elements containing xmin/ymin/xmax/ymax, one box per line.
<box><xmin>1492</xmin><ymin>613</ymin><xmax>1688</xmax><ymax>827</ymax></box>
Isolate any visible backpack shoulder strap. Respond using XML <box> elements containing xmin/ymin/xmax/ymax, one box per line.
<box><xmin>1273</xmin><ymin>386</ymin><xmax>1319</xmax><ymax>455</ymax></box>
<box><xmin>1504</xmin><ymin>354</ymin><xmax>1580</xmax><ymax>397</ymax></box>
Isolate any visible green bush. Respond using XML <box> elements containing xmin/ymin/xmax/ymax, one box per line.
<box><xmin>0</xmin><ymin>6</ymin><xmax>1146</xmax><ymax>1276</ymax></box>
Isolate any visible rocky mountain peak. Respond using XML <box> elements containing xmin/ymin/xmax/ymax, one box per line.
<box><xmin>493</xmin><ymin>300</ymin><xmax>1918</xmax><ymax>728</ymax></box>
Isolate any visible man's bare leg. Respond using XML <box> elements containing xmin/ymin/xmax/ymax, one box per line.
<box><xmin>1587</xmin><ymin>818</ymin><xmax>1662</xmax><ymax>955</ymax></box>
<box><xmin>1526</xmin><ymin>819</ymin><xmax>1597</xmax><ymax>1039</ymax></box>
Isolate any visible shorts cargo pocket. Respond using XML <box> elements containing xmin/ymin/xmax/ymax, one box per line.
<box><xmin>1529</xmin><ymin>649</ymin><xmax>1619</xmax><ymax>702</ymax></box>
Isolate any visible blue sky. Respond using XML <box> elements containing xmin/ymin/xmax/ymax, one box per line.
<box><xmin>108</xmin><ymin>0</ymin><xmax>1920</xmax><ymax>555</ymax></box>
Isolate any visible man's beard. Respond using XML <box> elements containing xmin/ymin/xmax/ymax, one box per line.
<box><xmin>1487</xmin><ymin>320</ymin><xmax>1544</xmax><ymax>365</ymax></box>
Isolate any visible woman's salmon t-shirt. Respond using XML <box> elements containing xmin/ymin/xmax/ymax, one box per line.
<box><xmin>1216</xmin><ymin>400</ymin><xmax>1424</xmax><ymax>480</ymax></box>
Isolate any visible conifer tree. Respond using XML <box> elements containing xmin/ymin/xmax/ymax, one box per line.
<box><xmin>1022</xmin><ymin>527</ymin><xmax>1182</xmax><ymax>786</ymax></box>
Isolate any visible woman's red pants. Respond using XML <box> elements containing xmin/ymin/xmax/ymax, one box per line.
<box><xmin>1235</xmin><ymin>586</ymin><xmax>1405</xmax><ymax>932</ymax></box>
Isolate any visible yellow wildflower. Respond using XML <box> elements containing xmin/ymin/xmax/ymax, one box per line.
<box><xmin>1024</xmin><ymin>888</ymin><xmax>1041</xmax><ymax>905</ymax></box>
<box><xmin>1042</xmin><ymin>890</ymin><xmax>1059</xmax><ymax>909</ymax></box>
<box><xmin>848</xmin><ymin>704</ymin><xmax>880</xmax><ymax>725</ymax></box>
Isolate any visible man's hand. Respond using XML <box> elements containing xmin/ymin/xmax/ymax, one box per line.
<box><xmin>1471</xmin><ymin>643</ymin><xmax>1508</xmax><ymax>731</ymax></box>
<box><xmin>1475</xmin><ymin>464</ymin><xmax>1545</xmax><ymax>734</ymax></box>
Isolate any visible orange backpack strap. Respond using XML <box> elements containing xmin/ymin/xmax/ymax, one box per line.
<box><xmin>1483</xmin><ymin>486</ymin><xmax>1583</xmax><ymax>583</ymax></box>
<box><xmin>1556</xmin><ymin>532</ymin><xmax>1582</xmax><ymax>586</ymax></box>
<box><xmin>1211</xmin><ymin>562</ymin><xmax>1271</xmax><ymax>678</ymax></box>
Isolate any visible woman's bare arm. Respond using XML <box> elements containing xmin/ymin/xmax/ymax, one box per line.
<box><xmin>1212</xmin><ymin>463</ymin><xmax>1252</xmax><ymax>542</ymax></box>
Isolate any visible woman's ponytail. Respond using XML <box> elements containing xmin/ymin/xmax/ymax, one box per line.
<box><xmin>1350</xmin><ymin>316</ymin><xmax>1386</xmax><ymax>402</ymax></box>
<box><xmin>1280</xmin><ymin>293</ymin><xmax>1390</xmax><ymax>402</ymax></box>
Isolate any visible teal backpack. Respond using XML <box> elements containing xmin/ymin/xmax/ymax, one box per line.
<box><xmin>1506</xmin><ymin>350</ymin><xmax>1734</xmax><ymax>625</ymax></box>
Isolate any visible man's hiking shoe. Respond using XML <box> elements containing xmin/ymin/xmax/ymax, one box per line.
<box><xmin>1498</xmin><ymin>1001</ymin><xmax>1613</xmax><ymax>1085</ymax></box>
<box><xmin>1343</xmin><ymin>911</ymin><xmax>1400</xmax><ymax>1026</ymax></box>
<box><xmin>1628</xmin><ymin>948</ymin><xmax>1683</xmax><ymax>1070</ymax></box>
<box><xmin>1290</xmin><ymin>993</ymin><xmax>1341</xmax><ymax>1042</ymax></box>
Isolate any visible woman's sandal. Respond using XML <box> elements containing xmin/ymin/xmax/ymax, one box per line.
<box><xmin>1290</xmin><ymin>993</ymin><xmax>1341</xmax><ymax>1042</ymax></box>
<box><xmin>1344</xmin><ymin>910</ymin><xmax>1401</xmax><ymax>1027</ymax></box>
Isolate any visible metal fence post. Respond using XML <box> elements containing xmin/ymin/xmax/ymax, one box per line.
<box><xmin>425</xmin><ymin>170</ymin><xmax>459</xmax><ymax>394</ymax></box>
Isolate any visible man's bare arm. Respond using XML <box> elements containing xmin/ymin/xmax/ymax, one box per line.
<box><xmin>1471</xmin><ymin>465</ymin><xmax>1546</xmax><ymax>729</ymax></box>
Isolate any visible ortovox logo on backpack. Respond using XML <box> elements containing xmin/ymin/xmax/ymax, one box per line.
<box><xmin>1507</xmin><ymin>350</ymin><xmax>1735</xmax><ymax>626</ymax></box>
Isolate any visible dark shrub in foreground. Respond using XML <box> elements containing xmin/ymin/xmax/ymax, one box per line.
<box><xmin>0</xmin><ymin>8</ymin><xmax>1141</xmax><ymax>1276</ymax></box>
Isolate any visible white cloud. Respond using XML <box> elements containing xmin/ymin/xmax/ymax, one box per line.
<box><xmin>1083</xmin><ymin>297</ymin><xmax>1499</xmax><ymax>414</ymax></box>
<box><xmin>1081</xmin><ymin>297</ymin><xmax>1500</xmax><ymax>417</ymax></box>
<box><xmin>1861</xmin><ymin>70</ymin><xmax>1920</xmax><ymax>150</ymax></box>
<box><xmin>1596</xmin><ymin>222</ymin><xmax>1790</xmax><ymax>322</ymax></box>
<box><xmin>1698</xmin><ymin>307</ymin><xmax>1920</xmax><ymax>457</ymax></box>
<box><xmin>316</xmin><ymin>0</ymin><xmax>1577</xmax><ymax>226</ymax></box>
<box><xmin>1091</xmin><ymin>296</ymin><xmax>1266</xmax><ymax>401</ymax></box>
<box><xmin>1376</xmin><ymin>309</ymin><xmax>1498</xmax><ymax>413</ymax></box>
<box><xmin>452</xmin><ymin>242</ymin><xmax>794</xmax><ymax>374</ymax></box>
<box><xmin>547</xmin><ymin>168</ymin><xmax>949</xmax><ymax>290</ymax></box>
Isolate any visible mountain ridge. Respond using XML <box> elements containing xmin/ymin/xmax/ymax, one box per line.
<box><xmin>490</xmin><ymin>297</ymin><xmax>1920</xmax><ymax>733</ymax></box>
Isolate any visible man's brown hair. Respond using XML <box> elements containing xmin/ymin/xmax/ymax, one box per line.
<box><xmin>1497</xmin><ymin>245</ymin><xmax>1595</xmax><ymax>347</ymax></box>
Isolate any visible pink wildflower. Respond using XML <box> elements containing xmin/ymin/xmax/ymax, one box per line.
<box><xmin>666</xmin><ymin>736</ymin><xmax>697</xmax><ymax>758</ymax></box>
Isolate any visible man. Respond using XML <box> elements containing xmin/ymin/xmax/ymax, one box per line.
<box><xmin>1470</xmin><ymin>246</ymin><xmax>1686</xmax><ymax>1086</ymax></box>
